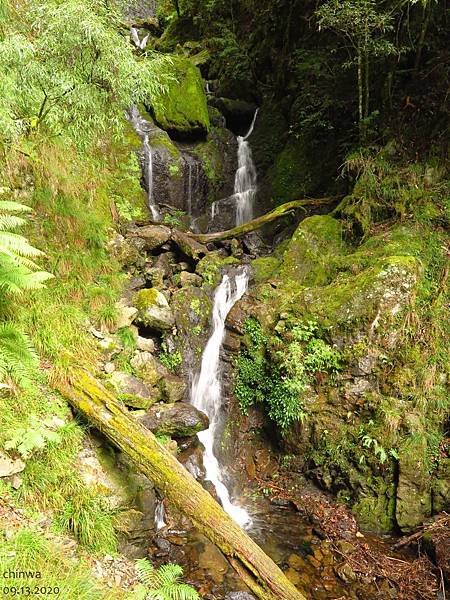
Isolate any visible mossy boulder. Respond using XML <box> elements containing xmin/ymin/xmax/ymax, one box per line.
<box><xmin>280</xmin><ymin>215</ymin><xmax>345</xmax><ymax>286</ymax></box>
<box><xmin>108</xmin><ymin>371</ymin><xmax>159</xmax><ymax>409</ymax></box>
<box><xmin>196</xmin><ymin>252</ymin><xmax>240</xmax><ymax>287</ymax></box>
<box><xmin>149</xmin><ymin>56</ymin><xmax>210</xmax><ymax>138</ymax></box>
<box><xmin>134</xmin><ymin>288</ymin><xmax>175</xmax><ymax>331</ymax></box>
<box><xmin>138</xmin><ymin>402</ymin><xmax>209</xmax><ymax>438</ymax></box>
<box><xmin>251</xmin><ymin>256</ymin><xmax>280</xmax><ymax>284</ymax></box>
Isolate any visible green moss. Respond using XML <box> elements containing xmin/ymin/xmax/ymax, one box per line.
<box><xmin>280</xmin><ymin>215</ymin><xmax>345</xmax><ymax>286</ymax></box>
<box><xmin>271</xmin><ymin>136</ymin><xmax>325</xmax><ymax>205</ymax></box>
<box><xmin>251</xmin><ymin>256</ymin><xmax>280</xmax><ymax>283</ymax></box>
<box><xmin>149</xmin><ymin>55</ymin><xmax>210</xmax><ymax>136</ymax></box>
<box><xmin>133</xmin><ymin>288</ymin><xmax>160</xmax><ymax>311</ymax></box>
<box><xmin>196</xmin><ymin>252</ymin><xmax>239</xmax><ymax>286</ymax></box>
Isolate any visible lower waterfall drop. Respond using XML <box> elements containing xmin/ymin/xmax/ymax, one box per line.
<box><xmin>190</xmin><ymin>268</ymin><xmax>251</xmax><ymax>527</ymax></box>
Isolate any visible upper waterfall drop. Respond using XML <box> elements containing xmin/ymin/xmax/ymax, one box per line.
<box><xmin>128</xmin><ymin>106</ymin><xmax>161</xmax><ymax>221</ymax></box>
<box><xmin>190</xmin><ymin>268</ymin><xmax>251</xmax><ymax>528</ymax></box>
<box><xmin>234</xmin><ymin>109</ymin><xmax>258</xmax><ymax>226</ymax></box>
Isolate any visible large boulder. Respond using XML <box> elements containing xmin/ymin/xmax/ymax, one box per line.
<box><xmin>148</xmin><ymin>56</ymin><xmax>210</xmax><ymax>138</ymax></box>
<box><xmin>280</xmin><ymin>215</ymin><xmax>344</xmax><ymax>286</ymax></box>
<box><xmin>138</xmin><ymin>403</ymin><xmax>209</xmax><ymax>438</ymax></box>
<box><xmin>108</xmin><ymin>371</ymin><xmax>159</xmax><ymax>409</ymax></box>
<box><xmin>134</xmin><ymin>288</ymin><xmax>175</xmax><ymax>331</ymax></box>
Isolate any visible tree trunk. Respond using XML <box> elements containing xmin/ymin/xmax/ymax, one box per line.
<box><xmin>188</xmin><ymin>197</ymin><xmax>335</xmax><ymax>244</ymax></box>
<box><xmin>58</xmin><ymin>370</ymin><xmax>306</xmax><ymax>600</ymax></box>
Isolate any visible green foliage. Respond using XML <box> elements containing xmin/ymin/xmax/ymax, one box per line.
<box><xmin>4</xmin><ymin>416</ymin><xmax>62</xmax><ymax>459</ymax></box>
<box><xmin>0</xmin><ymin>200</ymin><xmax>53</xmax><ymax>295</ymax></box>
<box><xmin>159</xmin><ymin>348</ymin><xmax>182</xmax><ymax>372</ymax></box>
<box><xmin>0</xmin><ymin>0</ymin><xmax>171</xmax><ymax>146</ymax></box>
<box><xmin>134</xmin><ymin>559</ymin><xmax>199</xmax><ymax>600</ymax></box>
<box><xmin>163</xmin><ymin>210</ymin><xmax>185</xmax><ymax>228</ymax></box>
<box><xmin>235</xmin><ymin>318</ymin><xmax>341</xmax><ymax>433</ymax></box>
<box><xmin>0</xmin><ymin>528</ymin><xmax>120</xmax><ymax>600</ymax></box>
<box><xmin>54</xmin><ymin>494</ymin><xmax>117</xmax><ymax>554</ymax></box>
<box><xmin>0</xmin><ymin>323</ymin><xmax>38</xmax><ymax>389</ymax></box>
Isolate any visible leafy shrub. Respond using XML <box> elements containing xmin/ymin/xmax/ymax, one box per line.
<box><xmin>235</xmin><ymin>318</ymin><xmax>341</xmax><ymax>433</ymax></box>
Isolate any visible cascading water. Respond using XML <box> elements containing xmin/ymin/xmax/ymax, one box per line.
<box><xmin>234</xmin><ymin>109</ymin><xmax>258</xmax><ymax>226</ymax></box>
<box><xmin>190</xmin><ymin>268</ymin><xmax>251</xmax><ymax>527</ymax></box>
<box><xmin>155</xmin><ymin>499</ymin><xmax>166</xmax><ymax>531</ymax></box>
<box><xmin>143</xmin><ymin>134</ymin><xmax>160</xmax><ymax>221</ymax></box>
<box><xmin>128</xmin><ymin>106</ymin><xmax>161</xmax><ymax>221</ymax></box>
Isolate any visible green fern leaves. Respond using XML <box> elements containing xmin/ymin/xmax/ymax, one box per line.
<box><xmin>0</xmin><ymin>200</ymin><xmax>52</xmax><ymax>388</ymax></box>
<box><xmin>135</xmin><ymin>559</ymin><xmax>200</xmax><ymax>600</ymax></box>
<box><xmin>0</xmin><ymin>200</ymin><xmax>53</xmax><ymax>294</ymax></box>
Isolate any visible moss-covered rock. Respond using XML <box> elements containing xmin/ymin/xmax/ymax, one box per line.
<box><xmin>251</xmin><ymin>256</ymin><xmax>280</xmax><ymax>284</ymax></box>
<box><xmin>107</xmin><ymin>371</ymin><xmax>159</xmax><ymax>409</ymax></box>
<box><xmin>138</xmin><ymin>402</ymin><xmax>209</xmax><ymax>438</ymax></box>
<box><xmin>270</xmin><ymin>136</ymin><xmax>326</xmax><ymax>205</ymax></box>
<box><xmin>134</xmin><ymin>288</ymin><xmax>175</xmax><ymax>331</ymax></box>
<box><xmin>196</xmin><ymin>251</ymin><xmax>239</xmax><ymax>287</ymax></box>
<box><xmin>280</xmin><ymin>215</ymin><xmax>344</xmax><ymax>286</ymax></box>
<box><xmin>149</xmin><ymin>56</ymin><xmax>210</xmax><ymax>138</ymax></box>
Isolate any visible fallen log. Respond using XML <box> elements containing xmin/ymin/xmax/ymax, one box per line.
<box><xmin>171</xmin><ymin>229</ymin><xmax>208</xmax><ymax>260</ymax></box>
<box><xmin>188</xmin><ymin>197</ymin><xmax>336</xmax><ymax>243</ymax></box>
<box><xmin>58</xmin><ymin>370</ymin><xmax>306</xmax><ymax>600</ymax></box>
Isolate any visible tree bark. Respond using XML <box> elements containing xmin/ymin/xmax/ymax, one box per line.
<box><xmin>58</xmin><ymin>370</ymin><xmax>306</xmax><ymax>600</ymax></box>
<box><xmin>188</xmin><ymin>197</ymin><xmax>335</xmax><ymax>244</ymax></box>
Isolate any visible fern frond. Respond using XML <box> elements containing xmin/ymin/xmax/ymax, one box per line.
<box><xmin>0</xmin><ymin>215</ymin><xmax>27</xmax><ymax>231</ymax></box>
<box><xmin>135</xmin><ymin>558</ymin><xmax>161</xmax><ymax>589</ymax></box>
<box><xmin>0</xmin><ymin>201</ymin><xmax>33</xmax><ymax>213</ymax></box>
<box><xmin>156</xmin><ymin>564</ymin><xmax>183</xmax><ymax>586</ymax></box>
<box><xmin>0</xmin><ymin>323</ymin><xmax>38</xmax><ymax>387</ymax></box>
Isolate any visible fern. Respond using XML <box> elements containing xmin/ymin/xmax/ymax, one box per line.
<box><xmin>0</xmin><ymin>200</ymin><xmax>53</xmax><ymax>291</ymax></box>
<box><xmin>0</xmin><ymin>201</ymin><xmax>52</xmax><ymax>388</ymax></box>
<box><xmin>0</xmin><ymin>323</ymin><xmax>38</xmax><ymax>388</ymax></box>
<box><xmin>135</xmin><ymin>559</ymin><xmax>199</xmax><ymax>600</ymax></box>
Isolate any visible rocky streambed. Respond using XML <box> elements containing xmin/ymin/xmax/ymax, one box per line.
<box><xmin>74</xmin><ymin>213</ymin><xmax>447</xmax><ymax>599</ymax></box>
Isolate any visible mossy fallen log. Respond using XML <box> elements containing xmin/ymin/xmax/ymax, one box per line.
<box><xmin>58</xmin><ymin>370</ymin><xmax>306</xmax><ymax>600</ymax></box>
<box><xmin>188</xmin><ymin>198</ymin><xmax>336</xmax><ymax>243</ymax></box>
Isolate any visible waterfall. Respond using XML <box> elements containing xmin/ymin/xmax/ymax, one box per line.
<box><xmin>234</xmin><ymin>109</ymin><xmax>258</xmax><ymax>226</ymax></box>
<box><xmin>154</xmin><ymin>499</ymin><xmax>166</xmax><ymax>531</ymax></box>
<box><xmin>190</xmin><ymin>268</ymin><xmax>251</xmax><ymax>527</ymax></box>
<box><xmin>143</xmin><ymin>134</ymin><xmax>160</xmax><ymax>221</ymax></box>
<box><xmin>128</xmin><ymin>107</ymin><xmax>161</xmax><ymax>221</ymax></box>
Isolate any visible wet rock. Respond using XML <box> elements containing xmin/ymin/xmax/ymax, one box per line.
<box><xmin>0</xmin><ymin>452</ymin><xmax>25</xmax><ymax>478</ymax></box>
<box><xmin>136</xmin><ymin>336</ymin><xmax>155</xmax><ymax>353</ymax></box>
<box><xmin>159</xmin><ymin>374</ymin><xmax>186</xmax><ymax>403</ymax></box>
<box><xmin>180</xmin><ymin>271</ymin><xmax>202</xmax><ymax>287</ymax></box>
<box><xmin>108</xmin><ymin>371</ymin><xmax>159</xmax><ymax>409</ymax></box>
<box><xmin>130</xmin><ymin>352</ymin><xmax>167</xmax><ymax>387</ymax></box>
<box><xmin>224</xmin><ymin>593</ymin><xmax>256</xmax><ymax>600</ymax></box>
<box><xmin>138</xmin><ymin>403</ymin><xmax>209</xmax><ymax>438</ymax></box>
<box><xmin>129</xmin><ymin>224</ymin><xmax>171</xmax><ymax>251</ymax></box>
<box><xmin>134</xmin><ymin>288</ymin><xmax>175</xmax><ymax>331</ymax></box>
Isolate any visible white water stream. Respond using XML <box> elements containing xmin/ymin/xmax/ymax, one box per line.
<box><xmin>234</xmin><ymin>109</ymin><xmax>258</xmax><ymax>226</ymax></box>
<box><xmin>190</xmin><ymin>268</ymin><xmax>251</xmax><ymax>527</ymax></box>
<box><xmin>154</xmin><ymin>499</ymin><xmax>166</xmax><ymax>531</ymax></box>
